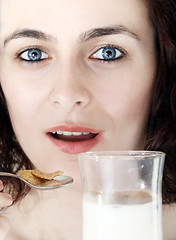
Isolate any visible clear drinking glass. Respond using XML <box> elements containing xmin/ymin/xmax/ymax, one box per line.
<box><xmin>78</xmin><ymin>151</ymin><xmax>165</xmax><ymax>240</ymax></box>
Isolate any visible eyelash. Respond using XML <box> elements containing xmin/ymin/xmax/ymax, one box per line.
<box><xmin>16</xmin><ymin>44</ymin><xmax>126</xmax><ymax>65</ymax></box>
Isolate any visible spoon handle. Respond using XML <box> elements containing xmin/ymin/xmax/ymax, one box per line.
<box><xmin>0</xmin><ymin>172</ymin><xmax>19</xmax><ymax>178</ymax></box>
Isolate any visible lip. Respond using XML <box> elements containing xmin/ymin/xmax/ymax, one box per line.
<box><xmin>46</xmin><ymin>125</ymin><xmax>102</xmax><ymax>154</ymax></box>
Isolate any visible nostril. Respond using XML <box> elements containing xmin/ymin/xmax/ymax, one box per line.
<box><xmin>76</xmin><ymin>101</ymin><xmax>82</xmax><ymax>105</ymax></box>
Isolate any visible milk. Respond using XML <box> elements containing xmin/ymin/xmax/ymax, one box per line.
<box><xmin>83</xmin><ymin>190</ymin><xmax>162</xmax><ymax>240</ymax></box>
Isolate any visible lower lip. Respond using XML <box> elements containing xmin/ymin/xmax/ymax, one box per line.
<box><xmin>47</xmin><ymin>133</ymin><xmax>102</xmax><ymax>154</ymax></box>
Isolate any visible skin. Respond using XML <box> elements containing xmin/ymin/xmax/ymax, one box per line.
<box><xmin>1</xmin><ymin>0</ymin><xmax>173</xmax><ymax>239</ymax></box>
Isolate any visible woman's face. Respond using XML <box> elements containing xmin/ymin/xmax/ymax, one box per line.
<box><xmin>0</xmin><ymin>0</ymin><xmax>156</xmax><ymax>173</ymax></box>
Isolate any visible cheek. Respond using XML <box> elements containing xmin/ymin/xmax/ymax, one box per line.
<box><xmin>1</xmin><ymin>76</ymin><xmax>42</xmax><ymax>135</ymax></box>
<box><xmin>96</xmin><ymin>77</ymin><xmax>154</xmax><ymax>150</ymax></box>
<box><xmin>3</xmin><ymin>85</ymin><xmax>37</xmax><ymax>117</ymax></box>
<box><xmin>1</xmin><ymin>64</ymin><xmax>47</xmax><ymax>113</ymax></box>
<box><xmin>95</xmin><ymin>78</ymin><xmax>153</xmax><ymax>120</ymax></box>
<box><xmin>92</xmin><ymin>66</ymin><xmax>155</xmax><ymax>149</ymax></box>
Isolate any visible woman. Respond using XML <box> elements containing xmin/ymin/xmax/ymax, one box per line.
<box><xmin>0</xmin><ymin>0</ymin><xmax>176</xmax><ymax>239</ymax></box>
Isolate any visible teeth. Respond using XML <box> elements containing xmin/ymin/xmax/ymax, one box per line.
<box><xmin>83</xmin><ymin>132</ymin><xmax>90</xmax><ymax>135</ymax></box>
<box><xmin>52</xmin><ymin>131</ymin><xmax>91</xmax><ymax>136</ymax></box>
<box><xmin>62</xmin><ymin>131</ymin><xmax>73</xmax><ymax>136</ymax></box>
<box><xmin>72</xmin><ymin>132</ymin><xmax>83</xmax><ymax>136</ymax></box>
<box><xmin>56</xmin><ymin>131</ymin><xmax>62</xmax><ymax>135</ymax></box>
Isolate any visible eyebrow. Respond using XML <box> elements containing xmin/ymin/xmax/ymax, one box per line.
<box><xmin>79</xmin><ymin>25</ymin><xmax>140</xmax><ymax>42</ymax></box>
<box><xmin>3</xmin><ymin>29</ymin><xmax>56</xmax><ymax>47</ymax></box>
<box><xmin>3</xmin><ymin>25</ymin><xmax>139</xmax><ymax>47</ymax></box>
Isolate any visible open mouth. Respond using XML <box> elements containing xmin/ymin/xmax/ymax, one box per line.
<box><xmin>49</xmin><ymin>131</ymin><xmax>99</xmax><ymax>142</ymax></box>
<box><xmin>47</xmin><ymin>126</ymin><xmax>101</xmax><ymax>154</ymax></box>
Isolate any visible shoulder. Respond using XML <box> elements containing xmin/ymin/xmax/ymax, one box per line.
<box><xmin>163</xmin><ymin>203</ymin><xmax>176</xmax><ymax>240</ymax></box>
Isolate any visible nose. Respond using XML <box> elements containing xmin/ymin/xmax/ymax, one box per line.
<box><xmin>49</xmin><ymin>64</ymin><xmax>91</xmax><ymax>112</ymax></box>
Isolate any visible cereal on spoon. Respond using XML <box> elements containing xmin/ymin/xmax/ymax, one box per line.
<box><xmin>19</xmin><ymin>170</ymin><xmax>63</xmax><ymax>186</ymax></box>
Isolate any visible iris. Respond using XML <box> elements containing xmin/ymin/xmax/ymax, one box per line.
<box><xmin>102</xmin><ymin>47</ymin><xmax>116</xmax><ymax>60</ymax></box>
<box><xmin>27</xmin><ymin>49</ymin><xmax>42</xmax><ymax>61</ymax></box>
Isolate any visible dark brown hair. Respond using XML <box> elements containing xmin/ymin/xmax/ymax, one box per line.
<box><xmin>0</xmin><ymin>0</ymin><xmax>176</xmax><ymax>204</ymax></box>
<box><xmin>144</xmin><ymin>0</ymin><xmax>176</xmax><ymax>204</ymax></box>
<box><xmin>0</xmin><ymin>85</ymin><xmax>33</xmax><ymax>202</ymax></box>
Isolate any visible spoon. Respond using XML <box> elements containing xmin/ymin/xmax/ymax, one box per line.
<box><xmin>0</xmin><ymin>172</ymin><xmax>74</xmax><ymax>190</ymax></box>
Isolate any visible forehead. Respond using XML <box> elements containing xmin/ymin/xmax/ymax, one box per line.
<box><xmin>0</xmin><ymin>0</ymin><xmax>150</xmax><ymax>42</ymax></box>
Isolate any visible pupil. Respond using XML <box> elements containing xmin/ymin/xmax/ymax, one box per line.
<box><xmin>105</xmin><ymin>50</ymin><xmax>113</xmax><ymax>58</ymax></box>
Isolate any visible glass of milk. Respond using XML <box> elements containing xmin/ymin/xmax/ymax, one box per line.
<box><xmin>78</xmin><ymin>151</ymin><xmax>165</xmax><ymax>240</ymax></box>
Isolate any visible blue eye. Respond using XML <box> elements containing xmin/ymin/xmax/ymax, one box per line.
<box><xmin>92</xmin><ymin>46</ymin><xmax>123</xmax><ymax>61</ymax></box>
<box><xmin>20</xmin><ymin>48</ymin><xmax>49</xmax><ymax>62</ymax></box>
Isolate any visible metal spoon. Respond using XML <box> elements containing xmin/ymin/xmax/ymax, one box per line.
<box><xmin>0</xmin><ymin>172</ymin><xmax>73</xmax><ymax>190</ymax></box>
